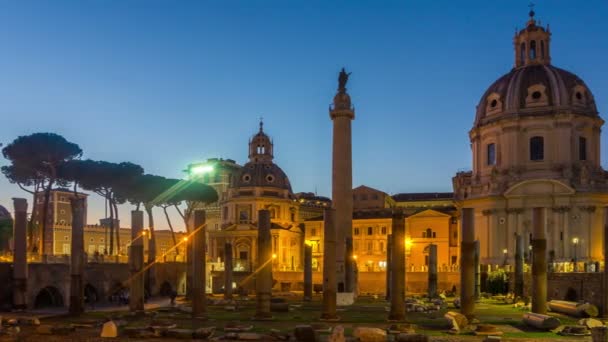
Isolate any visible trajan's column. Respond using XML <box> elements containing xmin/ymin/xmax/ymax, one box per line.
<box><xmin>330</xmin><ymin>68</ymin><xmax>355</xmax><ymax>292</ymax></box>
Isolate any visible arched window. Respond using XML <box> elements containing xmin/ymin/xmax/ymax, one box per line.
<box><xmin>579</xmin><ymin>136</ymin><xmax>587</xmax><ymax>161</ymax></box>
<box><xmin>487</xmin><ymin>143</ymin><xmax>496</xmax><ymax>165</ymax></box>
<box><xmin>520</xmin><ymin>42</ymin><xmax>526</xmax><ymax>63</ymax></box>
<box><xmin>530</xmin><ymin>40</ymin><xmax>537</xmax><ymax>60</ymax></box>
<box><xmin>426</xmin><ymin>228</ymin><xmax>432</xmax><ymax>238</ymax></box>
<box><xmin>540</xmin><ymin>40</ymin><xmax>545</xmax><ymax>59</ymax></box>
<box><xmin>530</xmin><ymin>136</ymin><xmax>544</xmax><ymax>161</ymax></box>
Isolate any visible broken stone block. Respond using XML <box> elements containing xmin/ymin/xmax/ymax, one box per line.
<box><xmin>396</xmin><ymin>333</ymin><xmax>429</xmax><ymax>342</ymax></box>
<box><xmin>353</xmin><ymin>327</ymin><xmax>386</xmax><ymax>342</ymax></box>
<box><xmin>100</xmin><ymin>321</ymin><xmax>118</xmax><ymax>338</ymax></box>
<box><xmin>474</xmin><ymin>324</ymin><xmax>502</xmax><ymax>336</ymax></box>
<box><xmin>444</xmin><ymin>311</ymin><xmax>468</xmax><ymax>331</ymax></box>
<box><xmin>237</xmin><ymin>332</ymin><xmax>264</xmax><ymax>340</ymax></box>
<box><xmin>558</xmin><ymin>325</ymin><xmax>590</xmax><ymax>336</ymax></box>
<box><xmin>579</xmin><ymin>318</ymin><xmax>604</xmax><ymax>329</ymax></box>
<box><xmin>193</xmin><ymin>327</ymin><xmax>215</xmax><ymax>339</ymax></box>
<box><xmin>294</xmin><ymin>325</ymin><xmax>316</xmax><ymax>342</ymax></box>
<box><xmin>389</xmin><ymin>323</ymin><xmax>416</xmax><ymax>334</ymax></box>
<box><xmin>224</xmin><ymin>323</ymin><xmax>253</xmax><ymax>332</ymax></box>
<box><xmin>165</xmin><ymin>328</ymin><xmax>194</xmax><ymax>339</ymax></box>
<box><xmin>328</xmin><ymin>325</ymin><xmax>344</xmax><ymax>342</ymax></box>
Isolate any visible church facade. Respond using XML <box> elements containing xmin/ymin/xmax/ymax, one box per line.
<box><xmin>453</xmin><ymin>10</ymin><xmax>608</xmax><ymax>269</ymax></box>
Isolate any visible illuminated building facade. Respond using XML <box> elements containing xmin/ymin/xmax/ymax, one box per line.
<box><xmin>453</xmin><ymin>11</ymin><xmax>607</xmax><ymax>269</ymax></box>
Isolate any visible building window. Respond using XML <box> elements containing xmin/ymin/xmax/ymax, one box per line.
<box><xmin>381</xmin><ymin>226</ymin><xmax>387</xmax><ymax>235</ymax></box>
<box><xmin>361</xmin><ymin>194</ymin><xmax>368</xmax><ymax>200</ymax></box>
<box><xmin>239</xmin><ymin>251</ymin><xmax>248</xmax><ymax>260</ymax></box>
<box><xmin>354</xmin><ymin>228</ymin><xmax>360</xmax><ymax>236</ymax></box>
<box><xmin>239</xmin><ymin>209</ymin><xmax>249</xmax><ymax>223</ymax></box>
<box><xmin>311</xmin><ymin>228</ymin><xmax>317</xmax><ymax>237</ymax></box>
<box><xmin>451</xmin><ymin>256</ymin><xmax>457</xmax><ymax>265</ymax></box>
<box><xmin>367</xmin><ymin>241</ymin><xmax>373</xmax><ymax>253</ymax></box>
<box><xmin>367</xmin><ymin>227</ymin><xmax>373</xmax><ymax>235</ymax></box>
<box><xmin>530</xmin><ymin>136</ymin><xmax>544</xmax><ymax>161</ymax></box>
<box><xmin>379</xmin><ymin>241</ymin><xmax>385</xmax><ymax>253</ymax></box>
<box><xmin>579</xmin><ymin>136</ymin><xmax>587</xmax><ymax>161</ymax></box>
<box><xmin>529</xmin><ymin>40</ymin><xmax>537</xmax><ymax>60</ymax></box>
<box><xmin>487</xmin><ymin>143</ymin><xmax>496</xmax><ymax>165</ymax></box>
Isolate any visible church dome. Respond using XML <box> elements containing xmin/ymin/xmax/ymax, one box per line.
<box><xmin>231</xmin><ymin>120</ymin><xmax>293</xmax><ymax>194</ymax></box>
<box><xmin>232</xmin><ymin>161</ymin><xmax>293</xmax><ymax>192</ymax></box>
<box><xmin>474</xmin><ymin>10</ymin><xmax>598</xmax><ymax>127</ymax></box>
<box><xmin>474</xmin><ymin>65</ymin><xmax>598</xmax><ymax>127</ymax></box>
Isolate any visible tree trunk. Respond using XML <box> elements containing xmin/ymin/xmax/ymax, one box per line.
<box><xmin>41</xmin><ymin>178</ymin><xmax>54</xmax><ymax>255</ymax></box>
<box><xmin>174</xmin><ymin>204</ymin><xmax>188</xmax><ymax>233</ymax></box>
<box><xmin>28</xmin><ymin>187</ymin><xmax>39</xmax><ymax>253</ymax></box>
<box><xmin>108</xmin><ymin>193</ymin><xmax>114</xmax><ymax>255</ymax></box>
<box><xmin>163</xmin><ymin>206</ymin><xmax>178</xmax><ymax>255</ymax></box>
<box><xmin>113</xmin><ymin>199</ymin><xmax>120</xmax><ymax>255</ymax></box>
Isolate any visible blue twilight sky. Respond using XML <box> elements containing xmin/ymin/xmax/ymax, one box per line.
<box><xmin>1</xmin><ymin>1</ymin><xmax>607</xmax><ymax>230</ymax></box>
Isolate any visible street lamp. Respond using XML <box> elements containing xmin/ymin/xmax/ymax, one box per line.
<box><xmin>572</xmin><ymin>237</ymin><xmax>579</xmax><ymax>272</ymax></box>
<box><xmin>502</xmin><ymin>248</ymin><xmax>508</xmax><ymax>267</ymax></box>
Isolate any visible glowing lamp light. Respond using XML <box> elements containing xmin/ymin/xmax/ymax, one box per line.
<box><xmin>502</xmin><ymin>249</ymin><xmax>508</xmax><ymax>254</ymax></box>
<box><xmin>183</xmin><ymin>237</ymin><xmax>188</xmax><ymax>242</ymax></box>
<box><xmin>272</xmin><ymin>253</ymin><xmax>277</xmax><ymax>259</ymax></box>
<box><xmin>405</xmin><ymin>238</ymin><xmax>413</xmax><ymax>248</ymax></box>
<box><xmin>572</xmin><ymin>237</ymin><xmax>579</xmax><ymax>245</ymax></box>
<box><xmin>190</xmin><ymin>164</ymin><xmax>214</xmax><ymax>175</ymax></box>
<box><xmin>353</xmin><ymin>255</ymin><xmax>358</xmax><ymax>260</ymax></box>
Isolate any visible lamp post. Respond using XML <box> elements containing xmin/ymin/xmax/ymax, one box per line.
<box><xmin>502</xmin><ymin>248</ymin><xmax>508</xmax><ymax>267</ymax></box>
<box><xmin>572</xmin><ymin>237</ymin><xmax>579</xmax><ymax>272</ymax></box>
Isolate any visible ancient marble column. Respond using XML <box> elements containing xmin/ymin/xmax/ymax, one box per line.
<box><xmin>192</xmin><ymin>210</ymin><xmax>207</xmax><ymax>319</ymax></box>
<box><xmin>460</xmin><ymin>208</ymin><xmax>476</xmax><ymax>319</ymax></box>
<box><xmin>12</xmin><ymin>198</ymin><xmax>28</xmax><ymax>310</ymax></box>
<box><xmin>304</xmin><ymin>244</ymin><xmax>312</xmax><ymax>301</ymax></box>
<box><xmin>531</xmin><ymin>207</ymin><xmax>547</xmax><ymax>314</ymax></box>
<box><xmin>321</xmin><ymin>208</ymin><xmax>338</xmax><ymax>320</ymax></box>
<box><xmin>330</xmin><ymin>77</ymin><xmax>355</xmax><ymax>292</ymax></box>
<box><xmin>603</xmin><ymin>207</ymin><xmax>608</xmax><ymax>317</ymax></box>
<box><xmin>255</xmin><ymin>209</ymin><xmax>273</xmax><ymax>319</ymax></box>
<box><xmin>389</xmin><ymin>211</ymin><xmax>405</xmax><ymax>321</ymax></box>
<box><xmin>474</xmin><ymin>240</ymin><xmax>480</xmax><ymax>299</ymax></box>
<box><xmin>129</xmin><ymin>210</ymin><xmax>145</xmax><ymax>312</ymax></box>
<box><xmin>514</xmin><ymin>234</ymin><xmax>525</xmax><ymax>298</ymax></box>
<box><xmin>345</xmin><ymin>236</ymin><xmax>354</xmax><ymax>293</ymax></box>
<box><xmin>224</xmin><ymin>242</ymin><xmax>233</xmax><ymax>300</ymax></box>
<box><xmin>69</xmin><ymin>198</ymin><xmax>86</xmax><ymax>315</ymax></box>
<box><xmin>428</xmin><ymin>243</ymin><xmax>438</xmax><ymax>299</ymax></box>
<box><xmin>385</xmin><ymin>234</ymin><xmax>392</xmax><ymax>301</ymax></box>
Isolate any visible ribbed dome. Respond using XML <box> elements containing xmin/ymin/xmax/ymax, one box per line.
<box><xmin>474</xmin><ymin>64</ymin><xmax>598</xmax><ymax>127</ymax></box>
<box><xmin>232</xmin><ymin>161</ymin><xmax>292</xmax><ymax>193</ymax></box>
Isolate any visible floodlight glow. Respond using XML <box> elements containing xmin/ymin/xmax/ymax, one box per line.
<box><xmin>190</xmin><ymin>165</ymin><xmax>214</xmax><ymax>175</ymax></box>
<box><xmin>572</xmin><ymin>237</ymin><xmax>579</xmax><ymax>244</ymax></box>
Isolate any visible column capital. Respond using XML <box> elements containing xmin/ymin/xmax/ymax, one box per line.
<box><xmin>506</xmin><ymin>208</ymin><xmax>524</xmax><ymax>214</ymax></box>
<box><xmin>552</xmin><ymin>206</ymin><xmax>571</xmax><ymax>213</ymax></box>
<box><xmin>482</xmin><ymin>209</ymin><xmax>497</xmax><ymax>216</ymax></box>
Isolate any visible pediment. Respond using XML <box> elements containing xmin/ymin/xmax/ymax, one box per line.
<box><xmin>504</xmin><ymin>179</ymin><xmax>575</xmax><ymax>198</ymax></box>
<box><xmin>407</xmin><ymin>209</ymin><xmax>451</xmax><ymax>219</ymax></box>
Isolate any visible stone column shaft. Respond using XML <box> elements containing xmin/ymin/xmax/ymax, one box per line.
<box><xmin>428</xmin><ymin>244</ymin><xmax>438</xmax><ymax>298</ymax></box>
<box><xmin>224</xmin><ymin>242</ymin><xmax>233</xmax><ymax>300</ymax></box>
<box><xmin>460</xmin><ymin>208</ymin><xmax>476</xmax><ymax>319</ymax></box>
<box><xmin>321</xmin><ymin>208</ymin><xmax>338</xmax><ymax>320</ymax></box>
<box><xmin>531</xmin><ymin>207</ymin><xmax>547</xmax><ymax>314</ymax></box>
<box><xmin>386</xmin><ymin>234</ymin><xmax>392</xmax><ymax>300</ymax></box>
<box><xmin>389</xmin><ymin>211</ymin><xmax>405</xmax><ymax>321</ymax></box>
<box><xmin>192</xmin><ymin>210</ymin><xmax>207</xmax><ymax>319</ymax></box>
<box><xmin>255</xmin><ymin>209</ymin><xmax>272</xmax><ymax>319</ymax></box>
<box><xmin>514</xmin><ymin>234</ymin><xmax>524</xmax><ymax>297</ymax></box>
<box><xmin>304</xmin><ymin>244</ymin><xmax>313</xmax><ymax>301</ymax></box>
<box><xmin>331</xmin><ymin>99</ymin><xmax>354</xmax><ymax>292</ymax></box>
<box><xmin>474</xmin><ymin>240</ymin><xmax>480</xmax><ymax>299</ymax></box>
<box><xmin>345</xmin><ymin>236</ymin><xmax>354</xmax><ymax>293</ymax></box>
<box><xmin>12</xmin><ymin>198</ymin><xmax>28</xmax><ymax>310</ymax></box>
<box><xmin>69</xmin><ymin>198</ymin><xmax>86</xmax><ymax>315</ymax></box>
<box><xmin>129</xmin><ymin>210</ymin><xmax>145</xmax><ymax>312</ymax></box>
